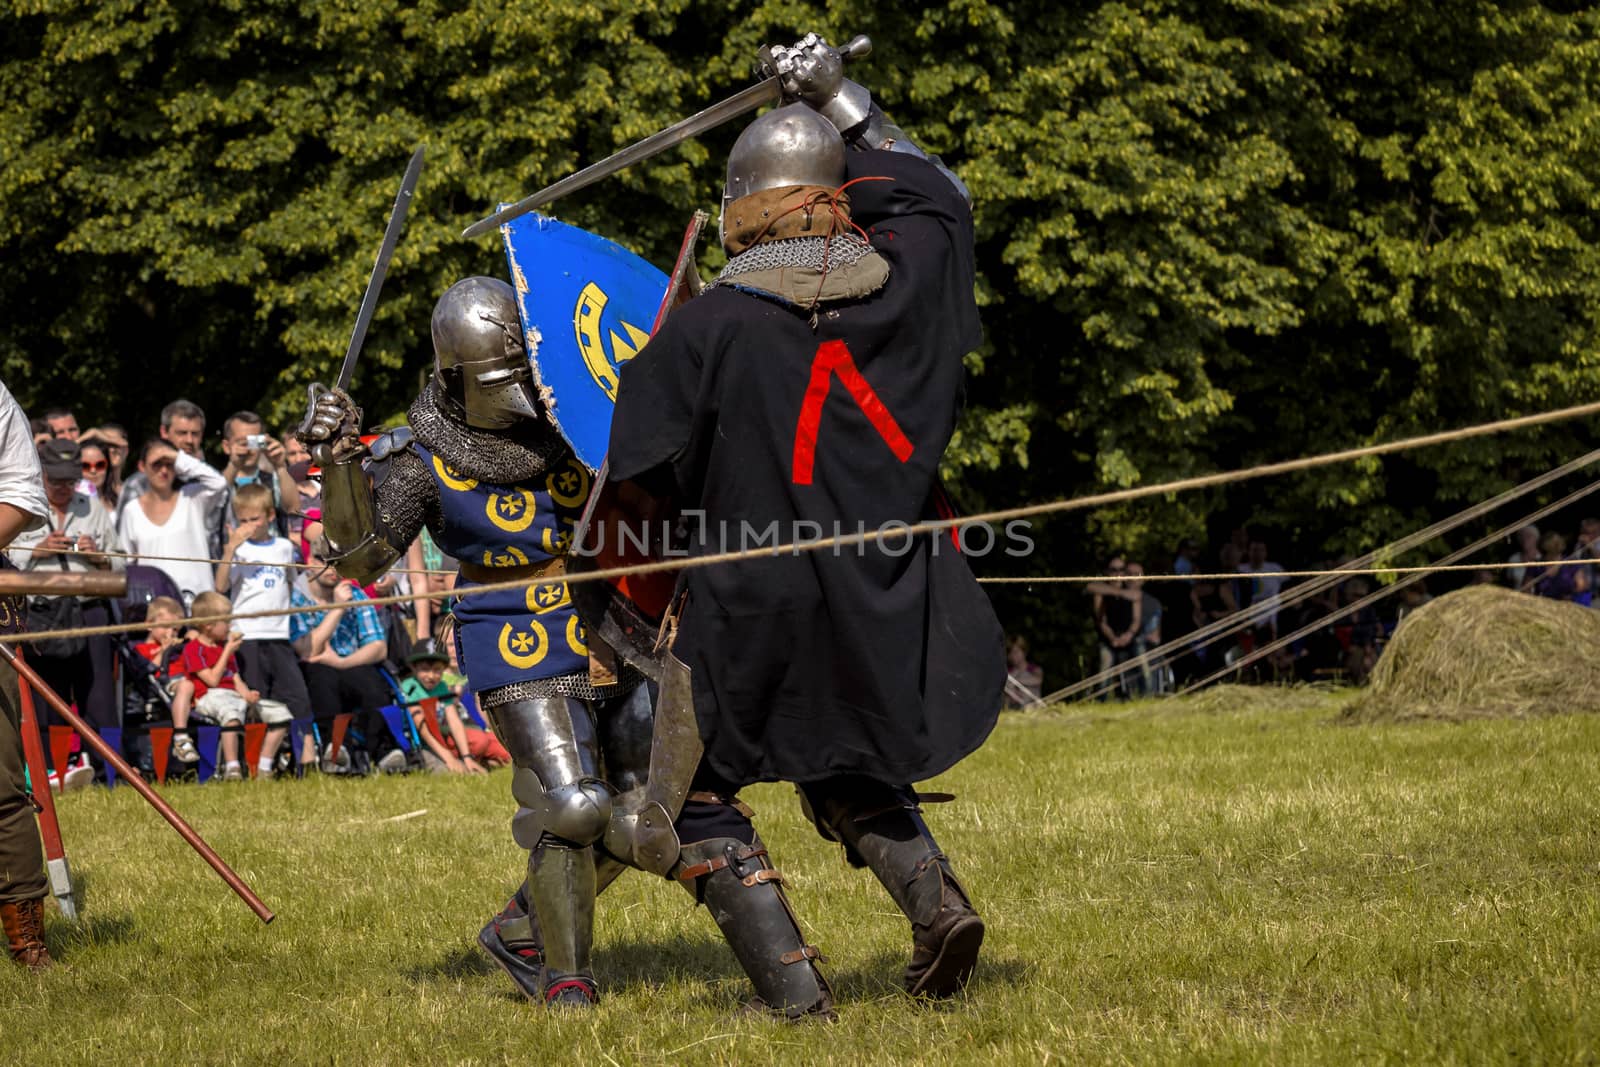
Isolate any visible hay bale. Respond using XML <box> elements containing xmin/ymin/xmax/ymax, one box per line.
<box><xmin>1345</xmin><ymin>584</ymin><xmax>1600</xmax><ymax>721</ymax></box>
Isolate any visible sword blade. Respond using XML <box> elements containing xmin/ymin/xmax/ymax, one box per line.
<box><xmin>338</xmin><ymin>145</ymin><xmax>426</xmax><ymax>392</ymax></box>
<box><xmin>461</xmin><ymin>79</ymin><xmax>779</xmax><ymax>239</ymax></box>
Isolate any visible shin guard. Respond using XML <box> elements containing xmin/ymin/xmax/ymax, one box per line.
<box><xmin>674</xmin><ymin>836</ymin><xmax>834</xmax><ymax>1020</ymax></box>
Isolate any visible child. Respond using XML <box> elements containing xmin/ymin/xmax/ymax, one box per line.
<box><xmin>215</xmin><ymin>483</ymin><xmax>310</xmax><ymax>778</ymax></box>
<box><xmin>400</xmin><ymin>644</ymin><xmax>508</xmax><ymax>774</ymax></box>
<box><xmin>180</xmin><ymin>591</ymin><xmax>290</xmax><ymax>780</ymax></box>
<box><xmin>134</xmin><ymin>596</ymin><xmax>203</xmax><ymax>765</ymax></box>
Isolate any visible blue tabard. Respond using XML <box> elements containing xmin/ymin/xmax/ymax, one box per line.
<box><xmin>416</xmin><ymin>443</ymin><xmax>595</xmax><ymax>692</ymax></box>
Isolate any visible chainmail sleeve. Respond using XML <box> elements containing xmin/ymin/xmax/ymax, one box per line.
<box><xmin>372</xmin><ymin>446</ymin><xmax>442</xmax><ymax>552</ymax></box>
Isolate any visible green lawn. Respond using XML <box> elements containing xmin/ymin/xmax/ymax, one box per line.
<box><xmin>4</xmin><ymin>688</ymin><xmax>1598</xmax><ymax>1064</ymax></box>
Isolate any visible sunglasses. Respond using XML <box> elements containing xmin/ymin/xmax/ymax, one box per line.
<box><xmin>148</xmin><ymin>460</ymin><xmax>175</xmax><ymax>472</ymax></box>
<box><xmin>82</xmin><ymin>460</ymin><xmax>107</xmax><ymax>473</ymax></box>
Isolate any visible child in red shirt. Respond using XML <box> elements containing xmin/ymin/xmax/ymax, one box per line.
<box><xmin>181</xmin><ymin>591</ymin><xmax>264</xmax><ymax>781</ymax></box>
<box><xmin>132</xmin><ymin>596</ymin><xmax>202</xmax><ymax>765</ymax></box>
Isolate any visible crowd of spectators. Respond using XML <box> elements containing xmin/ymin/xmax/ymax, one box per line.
<box><xmin>10</xmin><ymin>398</ymin><xmax>476</xmax><ymax>790</ymax></box>
<box><xmin>1083</xmin><ymin>520</ymin><xmax>1600</xmax><ymax>699</ymax></box>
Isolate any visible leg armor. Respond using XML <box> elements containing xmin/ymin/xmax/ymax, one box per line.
<box><xmin>799</xmin><ymin>777</ymin><xmax>983</xmax><ymax>998</ymax></box>
<box><xmin>478</xmin><ymin>682</ymin><xmax>655</xmax><ymax>999</ymax></box>
<box><xmin>489</xmin><ymin>695</ymin><xmax>614</xmax><ymax>1006</ymax></box>
<box><xmin>672</xmin><ymin>790</ymin><xmax>834</xmax><ymax>1021</ymax></box>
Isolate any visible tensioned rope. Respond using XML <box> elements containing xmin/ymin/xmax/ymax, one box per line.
<box><xmin>10</xmin><ymin>399</ymin><xmax>1600</xmax><ymax>647</ymax></box>
<box><xmin>1174</xmin><ymin>474</ymin><xmax>1600</xmax><ymax>696</ymax></box>
<box><xmin>1036</xmin><ymin>447</ymin><xmax>1600</xmax><ymax>704</ymax></box>
<box><xmin>978</xmin><ymin>559</ymin><xmax>1598</xmax><ymax>584</ymax></box>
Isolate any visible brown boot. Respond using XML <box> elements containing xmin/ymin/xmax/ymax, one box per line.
<box><xmin>2</xmin><ymin>897</ymin><xmax>53</xmax><ymax>971</ymax></box>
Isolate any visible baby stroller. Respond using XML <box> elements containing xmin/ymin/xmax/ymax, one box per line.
<box><xmin>113</xmin><ymin>565</ymin><xmax>186</xmax><ymax>779</ymax></box>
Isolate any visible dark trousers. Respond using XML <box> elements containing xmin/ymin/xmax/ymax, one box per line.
<box><xmin>236</xmin><ymin>640</ymin><xmax>313</xmax><ymax>718</ymax></box>
<box><xmin>0</xmin><ymin>651</ymin><xmax>47</xmax><ymax>904</ymax></box>
<box><xmin>31</xmin><ymin>600</ymin><xmax>117</xmax><ymax>734</ymax></box>
<box><xmin>300</xmin><ymin>661</ymin><xmax>394</xmax><ymax>755</ymax></box>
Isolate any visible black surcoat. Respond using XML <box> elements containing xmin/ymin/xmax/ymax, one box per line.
<box><xmin>608</xmin><ymin>150</ymin><xmax>1004</xmax><ymax>788</ymax></box>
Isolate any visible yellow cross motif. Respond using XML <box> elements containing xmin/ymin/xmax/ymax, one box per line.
<box><xmin>497</xmin><ymin>495</ymin><xmax>526</xmax><ymax>518</ymax></box>
<box><xmin>557</xmin><ymin>470</ymin><xmax>580</xmax><ymax>493</ymax></box>
<box><xmin>510</xmin><ymin>631</ymin><xmax>537</xmax><ymax>654</ymax></box>
<box><xmin>548</xmin><ymin>530</ymin><xmax>571</xmax><ymax>553</ymax></box>
<box><xmin>534</xmin><ymin>585</ymin><xmax>564</xmax><ymax>608</ymax></box>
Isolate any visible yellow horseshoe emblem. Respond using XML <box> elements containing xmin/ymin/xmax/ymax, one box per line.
<box><xmin>542</xmin><ymin>525</ymin><xmax>573</xmax><ymax>556</ymax></box>
<box><xmin>486</xmin><ymin>489</ymin><xmax>537</xmax><ymax>533</ymax></box>
<box><xmin>546</xmin><ymin>459</ymin><xmax>591</xmax><ymax>510</ymax></box>
<box><xmin>498</xmin><ymin>620</ymin><xmax>549</xmax><ymax>669</ymax></box>
<box><xmin>566</xmin><ymin>614</ymin><xmax>588</xmax><ymax>657</ymax></box>
<box><xmin>432</xmin><ymin>455</ymin><xmax>479</xmax><ymax>492</ymax></box>
<box><xmin>526</xmin><ymin>581</ymin><xmax>570</xmax><ymax>614</ymax></box>
<box><xmin>482</xmin><ymin>546</ymin><xmax>530</xmax><ymax>569</ymax></box>
<box><xmin>574</xmin><ymin>282</ymin><xmax>652</xmax><ymax>402</ymax></box>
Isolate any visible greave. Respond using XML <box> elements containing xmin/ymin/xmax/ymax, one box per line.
<box><xmin>527</xmin><ymin>841</ymin><xmax>597</xmax><ymax>986</ymax></box>
<box><xmin>824</xmin><ymin>804</ymin><xmax>984</xmax><ymax>997</ymax></box>
<box><xmin>673</xmin><ymin>837</ymin><xmax>834</xmax><ymax>1020</ymax></box>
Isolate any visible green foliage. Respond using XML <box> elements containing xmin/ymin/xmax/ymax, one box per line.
<box><xmin>4</xmin><ymin>1</ymin><xmax>1600</xmax><ymax>670</ymax></box>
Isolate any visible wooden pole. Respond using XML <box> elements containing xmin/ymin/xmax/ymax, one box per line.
<box><xmin>0</xmin><ymin>643</ymin><xmax>275</xmax><ymax>924</ymax></box>
<box><xmin>0</xmin><ymin>571</ymin><xmax>128</xmax><ymax>598</ymax></box>
<box><xmin>14</xmin><ymin>650</ymin><xmax>77</xmax><ymax>920</ymax></box>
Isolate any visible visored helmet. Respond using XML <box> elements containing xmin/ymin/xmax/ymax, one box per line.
<box><xmin>431</xmin><ymin>276</ymin><xmax>539</xmax><ymax>430</ymax></box>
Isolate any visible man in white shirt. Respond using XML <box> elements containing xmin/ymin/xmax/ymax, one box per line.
<box><xmin>0</xmin><ymin>380</ymin><xmax>54</xmax><ymax>970</ymax></box>
<box><xmin>8</xmin><ymin>438</ymin><xmax>125</xmax><ymax>738</ymax></box>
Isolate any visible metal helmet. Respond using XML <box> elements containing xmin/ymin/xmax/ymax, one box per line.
<box><xmin>720</xmin><ymin>104</ymin><xmax>847</xmax><ymax>249</ymax></box>
<box><xmin>430</xmin><ymin>276</ymin><xmax>539</xmax><ymax>430</ymax></box>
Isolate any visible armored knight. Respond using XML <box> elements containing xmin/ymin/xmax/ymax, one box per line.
<box><xmin>604</xmin><ymin>33</ymin><xmax>1001</xmax><ymax>1002</ymax></box>
<box><xmin>302</xmin><ymin>275</ymin><xmax>832</xmax><ymax>1016</ymax></box>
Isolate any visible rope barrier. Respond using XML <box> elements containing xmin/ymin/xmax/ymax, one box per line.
<box><xmin>1037</xmin><ymin>447</ymin><xmax>1600</xmax><ymax>703</ymax></box>
<box><xmin>1173</xmin><ymin>474</ymin><xmax>1600</xmax><ymax>696</ymax></box>
<box><xmin>977</xmin><ymin>559</ymin><xmax>1600</xmax><ymax>585</ymax></box>
<box><xmin>10</xmin><ymin>397</ymin><xmax>1600</xmax><ymax>647</ymax></box>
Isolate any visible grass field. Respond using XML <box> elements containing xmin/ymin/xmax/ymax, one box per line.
<box><xmin>4</xmin><ymin>687</ymin><xmax>1599</xmax><ymax>1065</ymax></box>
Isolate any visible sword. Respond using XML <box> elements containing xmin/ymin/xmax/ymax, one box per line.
<box><xmin>461</xmin><ymin>35</ymin><xmax>871</xmax><ymax>239</ymax></box>
<box><xmin>337</xmin><ymin>145</ymin><xmax>426</xmax><ymax>391</ymax></box>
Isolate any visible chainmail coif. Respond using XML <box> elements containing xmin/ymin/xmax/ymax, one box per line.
<box><xmin>407</xmin><ymin>380</ymin><xmax>568</xmax><ymax>484</ymax></box>
<box><xmin>710</xmin><ymin>233</ymin><xmax>878</xmax><ymax>289</ymax></box>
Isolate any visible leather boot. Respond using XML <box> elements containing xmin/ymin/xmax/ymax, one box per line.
<box><xmin>2</xmin><ymin>897</ymin><xmax>52</xmax><ymax>972</ymax></box>
<box><xmin>674</xmin><ymin>836</ymin><xmax>835</xmax><ymax>1021</ymax></box>
<box><xmin>824</xmin><ymin>804</ymin><xmax>984</xmax><ymax>998</ymax></box>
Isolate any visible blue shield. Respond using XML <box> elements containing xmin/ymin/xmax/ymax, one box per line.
<box><xmin>502</xmin><ymin>213</ymin><xmax>668</xmax><ymax>469</ymax></box>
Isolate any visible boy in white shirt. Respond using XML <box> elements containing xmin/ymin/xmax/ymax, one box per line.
<box><xmin>215</xmin><ymin>483</ymin><xmax>311</xmax><ymax>778</ymax></box>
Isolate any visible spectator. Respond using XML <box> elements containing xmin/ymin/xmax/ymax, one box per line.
<box><xmin>215</xmin><ymin>483</ymin><xmax>309</xmax><ymax>778</ymax></box>
<box><xmin>1530</xmin><ymin>530</ymin><xmax>1588</xmax><ymax>603</ymax></box>
<box><xmin>289</xmin><ymin>543</ymin><xmax>398</xmax><ymax>775</ymax></box>
<box><xmin>1395</xmin><ymin>580</ymin><xmax>1434</xmax><ymax>625</ymax></box>
<box><xmin>7</xmin><ymin>440</ymin><xmax>125</xmax><ymax>764</ymax></box>
<box><xmin>76</xmin><ymin>440</ymin><xmax>113</xmax><ymax>507</ymax></box>
<box><xmin>132</xmin><ymin>597</ymin><xmax>201</xmax><ymax>767</ymax></box>
<box><xmin>116</xmin><ymin>401</ymin><xmax>225</xmax><ymax>553</ymax></box>
<box><xmin>1339</xmin><ymin>578</ymin><xmax>1381</xmax><ymax>683</ymax></box>
<box><xmin>400</xmin><ymin>644</ymin><xmax>507</xmax><ymax>773</ymax></box>
<box><xmin>1093</xmin><ymin>556</ymin><xmax>1142</xmax><ymax>698</ymax></box>
<box><xmin>284</xmin><ymin>460</ymin><xmax>319</xmax><ymax>545</ymax></box>
<box><xmin>28</xmin><ymin>418</ymin><xmax>50</xmax><ymax>447</ymax></box>
<box><xmin>220</xmin><ymin>411</ymin><xmax>300</xmax><ymax>538</ymax></box>
<box><xmin>283</xmin><ymin>432</ymin><xmax>311</xmax><ymax>469</ymax></box>
<box><xmin>180</xmin><ymin>591</ymin><xmax>284</xmax><ymax>782</ymax></box>
<box><xmin>1172</xmin><ymin>538</ymin><xmax>1200</xmax><ymax>577</ymax></box>
<box><xmin>43</xmin><ymin>408</ymin><xmax>78</xmax><ymax>441</ymax></box>
<box><xmin>1238</xmin><ymin>540</ymin><xmax>1287</xmax><ymax>638</ymax></box>
<box><xmin>117</xmin><ymin>438</ymin><xmax>228</xmax><ymax>604</ymax></box>
<box><xmin>1001</xmin><ymin>635</ymin><xmax>1043</xmax><ymax>708</ymax></box>
<box><xmin>1132</xmin><ymin>562</ymin><xmax>1166</xmax><ymax>694</ymax></box>
<box><xmin>1574</xmin><ymin>518</ymin><xmax>1600</xmax><ymax>607</ymax></box>
<box><xmin>1506</xmin><ymin>524</ymin><xmax>1540</xmax><ymax>590</ymax></box>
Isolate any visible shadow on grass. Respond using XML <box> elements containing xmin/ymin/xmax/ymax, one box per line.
<box><xmin>42</xmin><ymin>913</ymin><xmax>137</xmax><ymax>956</ymax></box>
<box><xmin>405</xmin><ymin>943</ymin><xmax>498</xmax><ymax>984</ymax></box>
<box><xmin>827</xmin><ymin>949</ymin><xmax>1030</xmax><ymax>1004</ymax></box>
